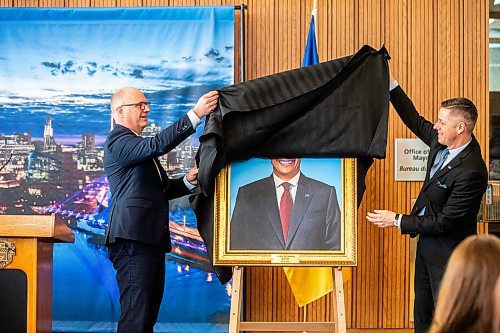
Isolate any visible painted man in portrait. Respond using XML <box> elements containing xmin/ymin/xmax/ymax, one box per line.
<box><xmin>230</xmin><ymin>158</ymin><xmax>341</xmax><ymax>250</ymax></box>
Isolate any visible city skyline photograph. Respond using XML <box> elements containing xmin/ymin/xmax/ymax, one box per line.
<box><xmin>0</xmin><ymin>7</ymin><xmax>235</xmax><ymax>332</ymax></box>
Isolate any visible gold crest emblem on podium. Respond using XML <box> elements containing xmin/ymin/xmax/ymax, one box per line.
<box><xmin>0</xmin><ymin>240</ymin><xmax>16</xmax><ymax>268</ymax></box>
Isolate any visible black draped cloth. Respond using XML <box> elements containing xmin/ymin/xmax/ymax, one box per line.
<box><xmin>190</xmin><ymin>45</ymin><xmax>390</xmax><ymax>284</ymax></box>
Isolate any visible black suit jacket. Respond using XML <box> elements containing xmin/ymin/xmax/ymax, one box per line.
<box><xmin>391</xmin><ymin>86</ymin><xmax>488</xmax><ymax>267</ymax></box>
<box><xmin>230</xmin><ymin>173</ymin><xmax>341</xmax><ymax>250</ymax></box>
<box><xmin>104</xmin><ymin>116</ymin><xmax>195</xmax><ymax>251</ymax></box>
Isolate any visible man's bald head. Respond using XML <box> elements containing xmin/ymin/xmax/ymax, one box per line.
<box><xmin>110</xmin><ymin>87</ymin><xmax>150</xmax><ymax>134</ymax></box>
<box><xmin>110</xmin><ymin>87</ymin><xmax>141</xmax><ymax>114</ymax></box>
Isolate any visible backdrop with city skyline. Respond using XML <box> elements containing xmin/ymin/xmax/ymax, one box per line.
<box><xmin>0</xmin><ymin>7</ymin><xmax>234</xmax><ymax>332</ymax></box>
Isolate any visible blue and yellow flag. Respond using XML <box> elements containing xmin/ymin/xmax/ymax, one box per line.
<box><xmin>283</xmin><ymin>8</ymin><xmax>347</xmax><ymax>307</ymax></box>
<box><xmin>301</xmin><ymin>10</ymin><xmax>319</xmax><ymax>67</ymax></box>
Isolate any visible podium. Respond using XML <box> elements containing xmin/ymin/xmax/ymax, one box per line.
<box><xmin>0</xmin><ymin>214</ymin><xmax>74</xmax><ymax>333</ymax></box>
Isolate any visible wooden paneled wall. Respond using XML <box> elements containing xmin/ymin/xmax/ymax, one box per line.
<box><xmin>0</xmin><ymin>0</ymin><xmax>488</xmax><ymax>329</ymax></box>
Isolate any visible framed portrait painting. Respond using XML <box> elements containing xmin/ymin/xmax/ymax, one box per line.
<box><xmin>214</xmin><ymin>157</ymin><xmax>357</xmax><ymax>266</ymax></box>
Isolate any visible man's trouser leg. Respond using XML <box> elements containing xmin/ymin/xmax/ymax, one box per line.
<box><xmin>413</xmin><ymin>252</ymin><xmax>445</xmax><ymax>333</ymax></box>
<box><xmin>109</xmin><ymin>239</ymin><xmax>166</xmax><ymax>333</ymax></box>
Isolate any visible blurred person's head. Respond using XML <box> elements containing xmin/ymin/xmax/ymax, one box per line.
<box><xmin>494</xmin><ymin>275</ymin><xmax>500</xmax><ymax>333</ymax></box>
<box><xmin>429</xmin><ymin>235</ymin><xmax>500</xmax><ymax>333</ymax></box>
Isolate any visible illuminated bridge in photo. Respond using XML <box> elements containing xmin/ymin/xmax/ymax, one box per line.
<box><xmin>41</xmin><ymin>174</ymin><xmax>212</xmax><ymax>271</ymax></box>
<box><xmin>42</xmin><ymin>174</ymin><xmax>110</xmax><ymax>222</ymax></box>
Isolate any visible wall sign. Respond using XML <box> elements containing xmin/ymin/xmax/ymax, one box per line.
<box><xmin>395</xmin><ymin>138</ymin><xmax>429</xmax><ymax>181</ymax></box>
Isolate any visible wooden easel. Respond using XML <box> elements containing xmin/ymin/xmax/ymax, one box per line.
<box><xmin>229</xmin><ymin>266</ymin><xmax>346</xmax><ymax>333</ymax></box>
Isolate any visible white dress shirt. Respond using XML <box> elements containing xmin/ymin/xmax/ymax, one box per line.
<box><xmin>273</xmin><ymin>172</ymin><xmax>301</xmax><ymax>209</ymax></box>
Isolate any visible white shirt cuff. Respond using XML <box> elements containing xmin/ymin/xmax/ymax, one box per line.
<box><xmin>389</xmin><ymin>80</ymin><xmax>399</xmax><ymax>91</ymax></box>
<box><xmin>187</xmin><ymin>109</ymin><xmax>202</xmax><ymax>129</ymax></box>
<box><xmin>395</xmin><ymin>214</ymin><xmax>403</xmax><ymax>228</ymax></box>
<box><xmin>183</xmin><ymin>175</ymin><xmax>196</xmax><ymax>191</ymax></box>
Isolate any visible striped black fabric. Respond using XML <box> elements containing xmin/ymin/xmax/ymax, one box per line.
<box><xmin>191</xmin><ymin>45</ymin><xmax>390</xmax><ymax>283</ymax></box>
<box><xmin>217</xmin><ymin>54</ymin><xmax>349</xmax><ymax>113</ymax></box>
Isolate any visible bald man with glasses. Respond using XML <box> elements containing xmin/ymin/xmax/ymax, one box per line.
<box><xmin>104</xmin><ymin>87</ymin><xmax>218</xmax><ymax>332</ymax></box>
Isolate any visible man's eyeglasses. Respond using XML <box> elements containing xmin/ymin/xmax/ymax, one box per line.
<box><xmin>118</xmin><ymin>101</ymin><xmax>151</xmax><ymax>111</ymax></box>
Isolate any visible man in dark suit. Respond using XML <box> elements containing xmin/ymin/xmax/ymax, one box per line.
<box><xmin>367</xmin><ymin>80</ymin><xmax>488</xmax><ymax>333</ymax></box>
<box><xmin>104</xmin><ymin>87</ymin><xmax>218</xmax><ymax>332</ymax></box>
<box><xmin>230</xmin><ymin>158</ymin><xmax>341</xmax><ymax>250</ymax></box>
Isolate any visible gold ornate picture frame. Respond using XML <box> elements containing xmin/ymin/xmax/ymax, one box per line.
<box><xmin>214</xmin><ymin>157</ymin><xmax>357</xmax><ymax>266</ymax></box>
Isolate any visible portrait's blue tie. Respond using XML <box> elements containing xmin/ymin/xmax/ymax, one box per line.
<box><xmin>430</xmin><ymin>148</ymin><xmax>450</xmax><ymax>178</ymax></box>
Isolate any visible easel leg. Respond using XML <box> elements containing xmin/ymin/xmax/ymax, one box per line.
<box><xmin>229</xmin><ymin>266</ymin><xmax>345</xmax><ymax>332</ymax></box>
<box><xmin>229</xmin><ymin>266</ymin><xmax>244</xmax><ymax>333</ymax></box>
<box><xmin>333</xmin><ymin>267</ymin><xmax>346</xmax><ymax>333</ymax></box>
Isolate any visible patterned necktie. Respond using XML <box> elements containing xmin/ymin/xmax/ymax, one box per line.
<box><xmin>153</xmin><ymin>159</ymin><xmax>166</xmax><ymax>194</ymax></box>
<box><xmin>279</xmin><ymin>182</ymin><xmax>293</xmax><ymax>242</ymax></box>
<box><xmin>429</xmin><ymin>148</ymin><xmax>450</xmax><ymax>178</ymax></box>
<box><xmin>153</xmin><ymin>158</ymin><xmax>163</xmax><ymax>181</ymax></box>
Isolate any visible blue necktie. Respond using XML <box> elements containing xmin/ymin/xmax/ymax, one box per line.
<box><xmin>418</xmin><ymin>148</ymin><xmax>450</xmax><ymax>216</ymax></box>
<box><xmin>429</xmin><ymin>148</ymin><xmax>449</xmax><ymax>178</ymax></box>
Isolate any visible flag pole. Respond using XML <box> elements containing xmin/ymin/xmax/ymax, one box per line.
<box><xmin>303</xmin><ymin>304</ymin><xmax>308</xmax><ymax>332</ymax></box>
<box><xmin>313</xmin><ymin>0</ymin><xmax>318</xmax><ymax>42</ymax></box>
<box><xmin>303</xmin><ymin>0</ymin><xmax>317</xmax><ymax>328</ymax></box>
